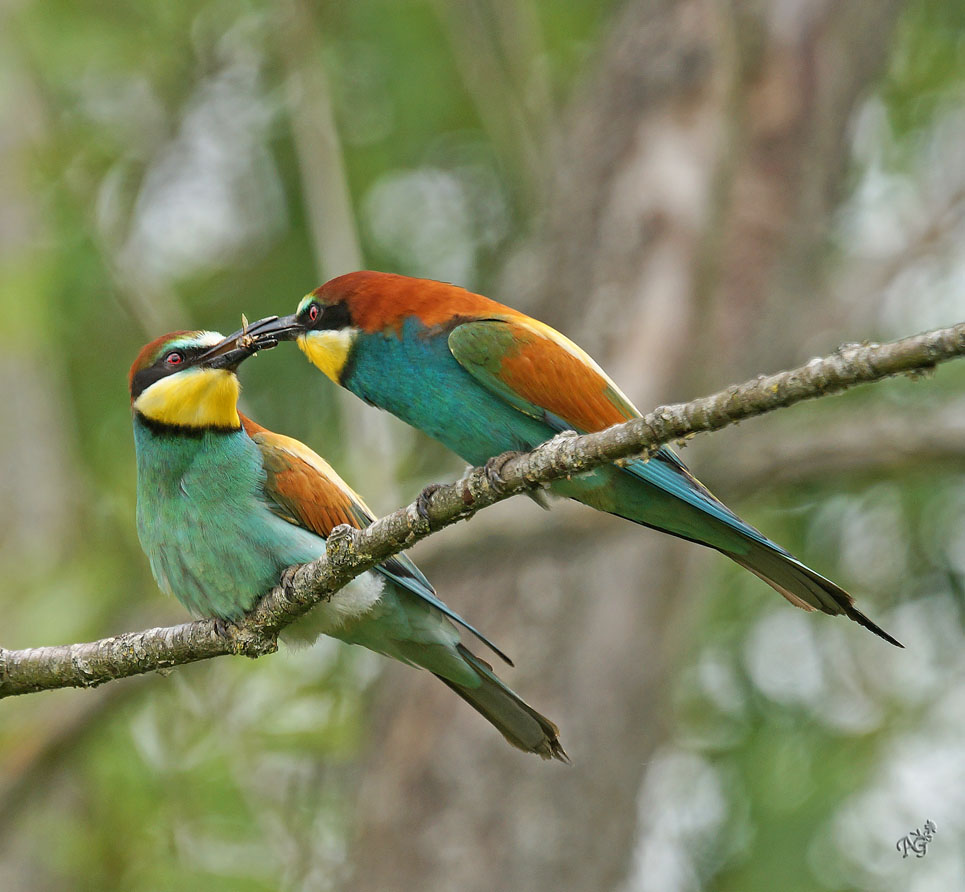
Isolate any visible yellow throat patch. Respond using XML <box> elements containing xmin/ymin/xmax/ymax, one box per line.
<box><xmin>298</xmin><ymin>329</ymin><xmax>357</xmax><ymax>384</ymax></box>
<box><xmin>134</xmin><ymin>367</ymin><xmax>241</xmax><ymax>429</ymax></box>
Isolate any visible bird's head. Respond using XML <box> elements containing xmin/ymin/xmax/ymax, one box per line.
<box><xmin>252</xmin><ymin>270</ymin><xmax>470</xmax><ymax>384</ymax></box>
<box><xmin>129</xmin><ymin>317</ymin><xmax>280</xmax><ymax>431</ymax></box>
<box><xmin>249</xmin><ymin>283</ymin><xmax>360</xmax><ymax>385</ymax></box>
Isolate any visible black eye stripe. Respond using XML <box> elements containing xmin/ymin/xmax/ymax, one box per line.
<box><xmin>307</xmin><ymin>302</ymin><xmax>351</xmax><ymax>331</ymax></box>
<box><xmin>131</xmin><ymin>365</ymin><xmax>169</xmax><ymax>400</ymax></box>
<box><xmin>130</xmin><ymin>344</ymin><xmax>206</xmax><ymax>400</ymax></box>
<box><xmin>163</xmin><ymin>345</ymin><xmax>204</xmax><ymax>364</ymax></box>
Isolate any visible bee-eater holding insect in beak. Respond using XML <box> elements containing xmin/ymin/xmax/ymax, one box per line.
<box><xmin>129</xmin><ymin>318</ymin><xmax>566</xmax><ymax>760</ymax></box>
<box><xmin>254</xmin><ymin>271</ymin><xmax>900</xmax><ymax>647</ymax></box>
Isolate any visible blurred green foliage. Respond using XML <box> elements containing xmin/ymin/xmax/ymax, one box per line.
<box><xmin>882</xmin><ymin>0</ymin><xmax>965</xmax><ymax>146</ymax></box>
<box><xmin>1</xmin><ymin>1</ymin><xmax>964</xmax><ymax>890</ymax></box>
<box><xmin>0</xmin><ymin>1</ymin><xmax>615</xmax><ymax>889</ymax></box>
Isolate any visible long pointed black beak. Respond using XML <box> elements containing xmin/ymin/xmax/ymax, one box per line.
<box><xmin>246</xmin><ymin>314</ymin><xmax>304</xmax><ymax>344</ymax></box>
<box><xmin>199</xmin><ymin>315</ymin><xmax>285</xmax><ymax>371</ymax></box>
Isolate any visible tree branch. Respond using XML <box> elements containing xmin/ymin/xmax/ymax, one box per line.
<box><xmin>696</xmin><ymin>400</ymin><xmax>965</xmax><ymax>497</ymax></box>
<box><xmin>2</xmin><ymin>321</ymin><xmax>963</xmax><ymax>699</ymax></box>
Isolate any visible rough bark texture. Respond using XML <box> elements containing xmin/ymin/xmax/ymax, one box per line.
<box><xmin>346</xmin><ymin>2</ymin><xmax>907</xmax><ymax>891</ymax></box>
<box><xmin>1</xmin><ymin>319</ymin><xmax>959</xmax><ymax>699</ymax></box>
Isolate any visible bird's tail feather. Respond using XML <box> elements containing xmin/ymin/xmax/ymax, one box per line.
<box><xmin>435</xmin><ymin>644</ymin><xmax>569</xmax><ymax>761</ymax></box>
<box><xmin>730</xmin><ymin>541</ymin><xmax>902</xmax><ymax>647</ymax></box>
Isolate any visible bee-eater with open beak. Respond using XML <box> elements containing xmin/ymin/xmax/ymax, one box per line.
<box><xmin>255</xmin><ymin>271</ymin><xmax>900</xmax><ymax>647</ymax></box>
<box><xmin>129</xmin><ymin>320</ymin><xmax>566</xmax><ymax>760</ymax></box>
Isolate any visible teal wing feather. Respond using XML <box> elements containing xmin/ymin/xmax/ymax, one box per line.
<box><xmin>241</xmin><ymin>416</ymin><xmax>512</xmax><ymax>664</ymax></box>
<box><xmin>445</xmin><ymin>321</ymin><xmax>900</xmax><ymax>644</ymax></box>
<box><xmin>621</xmin><ymin>452</ymin><xmax>781</xmax><ymax>552</ymax></box>
<box><xmin>447</xmin><ymin>317</ymin><xmax>765</xmax><ymax>541</ymax></box>
<box><xmin>238</xmin><ymin>417</ymin><xmax>567</xmax><ymax>756</ymax></box>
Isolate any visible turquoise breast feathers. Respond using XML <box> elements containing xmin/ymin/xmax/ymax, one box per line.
<box><xmin>134</xmin><ymin>420</ymin><xmax>324</xmax><ymax>619</ymax></box>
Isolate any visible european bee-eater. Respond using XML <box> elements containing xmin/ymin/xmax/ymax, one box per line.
<box><xmin>256</xmin><ymin>271</ymin><xmax>900</xmax><ymax>647</ymax></box>
<box><xmin>129</xmin><ymin>322</ymin><xmax>566</xmax><ymax>759</ymax></box>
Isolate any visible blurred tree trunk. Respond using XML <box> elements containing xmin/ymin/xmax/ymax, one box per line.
<box><xmin>344</xmin><ymin>1</ymin><xmax>904</xmax><ymax>890</ymax></box>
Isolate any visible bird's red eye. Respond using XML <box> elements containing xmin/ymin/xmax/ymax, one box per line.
<box><xmin>165</xmin><ymin>351</ymin><xmax>184</xmax><ymax>365</ymax></box>
<box><xmin>308</xmin><ymin>303</ymin><xmax>320</xmax><ymax>323</ymax></box>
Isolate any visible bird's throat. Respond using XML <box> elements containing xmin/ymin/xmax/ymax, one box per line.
<box><xmin>298</xmin><ymin>329</ymin><xmax>357</xmax><ymax>384</ymax></box>
<box><xmin>133</xmin><ymin>367</ymin><xmax>241</xmax><ymax>430</ymax></box>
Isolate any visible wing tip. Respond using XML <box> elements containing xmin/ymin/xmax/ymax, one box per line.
<box><xmin>845</xmin><ymin>605</ymin><xmax>904</xmax><ymax>648</ymax></box>
<box><xmin>732</xmin><ymin>551</ymin><xmax>904</xmax><ymax>647</ymax></box>
<box><xmin>537</xmin><ymin>737</ymin><xmax>571</xmax><ymax>763</ymax></box>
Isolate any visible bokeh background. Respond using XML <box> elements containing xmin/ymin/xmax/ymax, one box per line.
<box><xmin>2</xmin><ymin>1</ymin><xmax>965</xmax><ymax>889</ymax></box>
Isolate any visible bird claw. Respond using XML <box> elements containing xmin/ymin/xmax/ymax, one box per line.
<box><xmin>484</xmin><ymin>451</ymin><xmax>522</xmax><ymax>491</ymax></box>
<box><xmin>212</xmin><ymin>616</ymin><xmax>239</xmax><ymax>639</ymax></box>
<box><xmin>279</xmin><ymin>565</ymin><xmax>299</xmax><ymax>593</ymax></box>
<box><xmin>416</xmin><ymin>483</ymin><xmax>442</xmax><ymax>520</ymax></box>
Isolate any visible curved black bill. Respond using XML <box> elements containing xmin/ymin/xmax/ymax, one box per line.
<box><xmin>199</xmin><ymin>315</ymin><xmax>285</xmax><ymax>371</ymax></box>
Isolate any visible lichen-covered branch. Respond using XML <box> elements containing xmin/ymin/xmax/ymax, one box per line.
<box><xmin>2</xmin><ymin>320</ymin><xmax>963</xmax><ymax>699</ymax></box>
